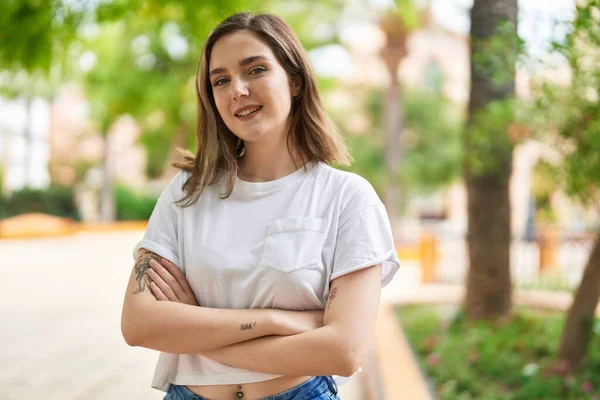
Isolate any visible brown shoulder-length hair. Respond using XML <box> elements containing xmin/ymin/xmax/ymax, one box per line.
<box><xmin>172</xmin><ymin>12</ymin><xmax>352</xmax><ymax>207</ymax></box>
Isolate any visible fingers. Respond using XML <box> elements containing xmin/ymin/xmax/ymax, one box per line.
<box><xmin>147</xmin><ymin>263</ymin><xmax>180</xmax><ymax>302</ymax></box>
<box><xmin>149</xmin><ymin>281</ymin><xmax>169</xmax><ymax>301</ymax></box>
<box><xmin>159</xmin><ymin>257</ymin><xmax>193</xmax><ymax>294</ymax></box>
<box><xmin>149</xmin><ymin>258</ymin><xmax>185</xmax><ymax>293</ymax></box>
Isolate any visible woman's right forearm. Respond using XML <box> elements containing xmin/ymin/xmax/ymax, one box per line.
<box><xmin>122</xmin><ymin>300</ymin><xmax>286</xmax><ymax>354</ymax></box>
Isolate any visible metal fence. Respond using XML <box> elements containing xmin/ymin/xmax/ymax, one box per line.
<box><xmin>431</xmin><ymin>231</ymin><xmax>595</xmax><ymax>291</ymax></box>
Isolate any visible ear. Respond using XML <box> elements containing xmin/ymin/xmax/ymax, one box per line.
<box><xmin>289</xmin><ymin>75</ymin><xmax>302</xmax><ymax>98</ymax></box>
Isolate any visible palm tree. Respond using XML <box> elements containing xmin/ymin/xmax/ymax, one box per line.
<box><xmin>378</xmin><ymin>1</ymin><xmax>420</xmax><ymax>223</ymax></box>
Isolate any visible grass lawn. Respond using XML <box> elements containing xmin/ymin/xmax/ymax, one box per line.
<box><xmin>395</xmin><ymin>305</ymin><xmax>600</xmax><ymax>399</ymax></box>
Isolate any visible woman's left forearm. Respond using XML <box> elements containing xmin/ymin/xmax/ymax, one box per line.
<box><xmin>200</xmin><ymin>325</ymin><xmax>361</xmax><ymax>377</ymax></box>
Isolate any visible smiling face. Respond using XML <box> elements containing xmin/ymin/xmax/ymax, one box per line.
<box><xmin>208</xmin><ymin>30</ymin><xmax>301</xmax><ymax>145</ymax></box>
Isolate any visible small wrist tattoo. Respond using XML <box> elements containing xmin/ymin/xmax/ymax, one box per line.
<box><xmin>327</xmin><ymin>287</ymin><xmax>338</xmax><ymax>309</ymax></box>
<box><xmin>240</xmin><ymin>322</ymin><xmax>257</xmax><ymax>331</ymax></box>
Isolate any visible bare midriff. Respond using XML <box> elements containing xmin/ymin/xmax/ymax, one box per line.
<box><xmin>186</xmin><ymin>375</ymin><xmax>313</xmax><ymax>399</ymax></box>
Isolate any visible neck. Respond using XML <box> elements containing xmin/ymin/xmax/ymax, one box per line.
<box><xmin>237</xmin><ymin>147</ymin><xmax>307</xmax><ymax>183</ymax></box>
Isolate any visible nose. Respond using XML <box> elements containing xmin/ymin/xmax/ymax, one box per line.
<box><xmin>231</xmin><ymin>78</ymin><xmax>249</xmax><ymax>100</ymax></box>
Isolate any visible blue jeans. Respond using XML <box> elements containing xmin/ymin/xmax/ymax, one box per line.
<box><xmin>164</xmin><ymin>376</ymin><xmax>340</xmax><ymax>400</ymax></box>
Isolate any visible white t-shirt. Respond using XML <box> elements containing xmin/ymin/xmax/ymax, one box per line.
<box><xmin>133</xmin><ymin>160</ymin><xmax>400</xmax><ymax>392</ymax></box>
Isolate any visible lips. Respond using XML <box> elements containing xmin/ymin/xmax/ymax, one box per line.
<box><xmin>234</xmin><ymin>105</ymin><xmax>263</xmax><ymax>118</ymax></box>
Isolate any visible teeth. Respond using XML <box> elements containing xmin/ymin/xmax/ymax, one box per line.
<box><xmin>236</xmin><ymin>106</ymin><xmax>261</xmax><ymax>117</ymax></box>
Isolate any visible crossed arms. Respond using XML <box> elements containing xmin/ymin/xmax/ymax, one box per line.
<box><xmin>121</xmin><ymin>249</ymin><xmax>382</xmax><ymax>377</ymax></box>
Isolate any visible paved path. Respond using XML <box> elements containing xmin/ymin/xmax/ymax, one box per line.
<box><xmin>0</xmin><ymin>231</ymin><xmax>362</xmax><ymax>399</ymax></box>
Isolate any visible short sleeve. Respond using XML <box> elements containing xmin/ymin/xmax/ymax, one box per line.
<box><xmin>331</xmin><ymin>203</ymin><xmax>400</xmax><ymax>288</ymax></box>
<box><xmin>132</xmin><ymin>172</ymin><xmax>185</xmax><ymax>267</ymax></box>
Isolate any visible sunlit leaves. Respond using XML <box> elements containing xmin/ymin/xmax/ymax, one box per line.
<box><xmin>533</xmin><ymin>0</ymin><xmax>600</xmax><ymax>205</ymax></box>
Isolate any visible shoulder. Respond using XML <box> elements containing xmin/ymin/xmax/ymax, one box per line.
<box><xmin>158</xmin><ymin>170</ymin><xmax>191</xmax><ymax>206</ymax></box>
<box><xmin>316</xmin><ymin>163</ymin><xmax>382</xmax><ymax>218</ymax></box>
<box><xmin>317</xmin><ymin>163</ymin><xmax>374</xmax><ymax>192</ymax></box>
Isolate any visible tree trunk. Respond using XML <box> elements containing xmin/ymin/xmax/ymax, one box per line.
<box><xmin>100</xmin><ymin>133</ymin><xmax>115</xmax><ymax>222</ymax></box>
<box><xmin>465</xmin><ymin>175</ymin><xmax>512</xmax><ymax>318</ymax></box>
<box><xmin>379</xmin><ymin>29</ymin><xmax>406</xmax><ymax>224</ymax></box>
<box><xmin>383</xmin><ymin>77</ymin><xmax>403</xmax><ymax>223</ymax></box>
<box><xmin>1</xmin><ymin>123</ymin><xmax>12</xmax><ymax>197</ymax></box>
<box><xmin>23</xmin><ymin>96</ymin><xmax>33</xmax><ymax>188</ymax></box>
<box><xmin>558</xmin><ymin>234</ymin><xmax>600</xmax><ymax>369</ymax></box>
<box><xmin>464</xmin><ymin>0</ymin><xmax>518</xmax><ymax>319</ymax></box>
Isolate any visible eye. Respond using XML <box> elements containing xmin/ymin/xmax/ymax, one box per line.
<box><xmin>249</xmin><ymin>66</ymin><xmax>267</xmax><ymax>75</ymax></box>
<box><xmin>213</xmin><ymin>77</ymin><xmax>229</xmax><ymax>87</ymax></box>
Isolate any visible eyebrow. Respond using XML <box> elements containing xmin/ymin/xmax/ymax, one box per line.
<box><xmin>209</xmin><ymin>55</ymin><xmax>270</xmax><ymax>77</ymax></box>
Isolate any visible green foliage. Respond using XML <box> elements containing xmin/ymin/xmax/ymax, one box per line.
<box><xmin>465</xmin><ymin>18</ymin><xmax>526</xmax><ymax>181</ymax></box>
<box><xmin>362</xmin><ymin>88</ymin><xmax>463</xmax><ymax>193</ymax></box>
<box><xmin>396</xmin><ymin>305</ymin><xmax>600</xmax><ymax>400</ymax></box>
<box><xmin>471</xmin><ymin>20</ymin><xmax>525</xmax><ymax>88</ymax></box>
<box><xmin>1</xmin><ymin>185</ymin><xmax>79</xmax><ymax>220</ymax></box>
<box><xmin>466</xmin><ymin>98</ymin><xmax>516</xmax><ymax>180</ymax></box>
<box><xmin>0</xmin><ymin>166</ymin><xmax>4</xmax><ymax>220</ymax></box>
<box><xmin>393</xmin><ymin>0</ymin><xmax>420</xmax><ymax>30</ymax></box>
<box><xmin>532</xmin><ymin>160</ymin><xmax>559</xmax><ymax>224</ymax></box>
<box><xmin>338</xmin><ymin>134</ymin><xmax>386</xmax><ymax>197</ymax></box>
<box><xmin>0</xmin><ymin>0</ymin><xmax>84</xmax><ymax>72</ymax></box>
<box><xmin>139</xmin><ymin>128</ymin><xmax>175</xmax><ymax>179</ymax></box>
<box><xmin>269</xmin><ymin>0</ymin><xmax>343</xmax><ymax>50</ymax></box>
<box><xmin>0</xmin><ymin>164</ymin><xmax>4</xmax><ymax>195</ymax></box>
<box><xmin>0</xmin><ymin>0</ymin><xmax>95</xmax><ymax>101</ymax></box>
<box><xmin>532</xmin><ymin>0</ymin><xmax>600</xmax><ymax>205</ymax></box>
<box><xmin>515</xmin><ymin>269</ymin><xmax>573</xmax><ymax>292</ymax></box>
<box><xmin>401</xmin><ymin>92</ymin><xmax>463</xmax><ymax>191</ymax></box>
<box><xmin>115</xmin><ymin>183</ymin><xmax>158</xmax><ymax>221</ymax></box>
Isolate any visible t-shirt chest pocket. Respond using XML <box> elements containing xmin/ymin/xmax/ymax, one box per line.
<box><xmin>259</xmin><ymin>217</ymin><xmax>326</xmax><ymax>273</ymax></box>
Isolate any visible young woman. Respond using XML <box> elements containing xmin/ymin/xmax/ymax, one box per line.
<box><xmin>121</xmin><ymin>12</ymin><xmax>400</xmax><ymax>400</ymax></box>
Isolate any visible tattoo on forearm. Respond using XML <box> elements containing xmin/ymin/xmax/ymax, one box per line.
<box><xmin>327</xmin><ymin>287</ymin><xmax>338</xmax><ymax>310</ymax></box>
<box><xmin>240</xmin><ymin>322</ymin><xmax>257</xmax><ymax>331</ymax></box>
<box><xmin>133</xmin><ymin>251</ymin><xmax>161</xmax><ymax>295</ymax></box>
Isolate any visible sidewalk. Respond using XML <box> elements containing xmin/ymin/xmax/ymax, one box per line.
<box><xmin>369</xmin><ymin>263</ymin><xmax>435</xmax><ymax>400</ymax></box>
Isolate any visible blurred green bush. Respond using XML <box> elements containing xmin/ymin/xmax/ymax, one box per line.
<box><xmin>0</xmin><ymin>197</ymin><xmax>5</xmax><ymax>220</ymax></box>
<box><xmin>396</xmin><ymin>305</ymin><xmax>600</xmax><ymax>400</ymax></box>
<box><xmin>0</xmin><ymin>185</ymin><xmax>80</xmax><ymax>220</ymax></box>
<box><xmin>115</xmin><ymin>183</ymin><xmax>158</xmax><ymax>221</ymax></box>
<box><xmin>0</xmin><ymin>184</ymin><xmax>158</xmax><ymax>221</ymax></box>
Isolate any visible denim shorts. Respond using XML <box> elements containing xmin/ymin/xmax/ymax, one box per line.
<box><xmin>164</xmin><ymin>376</ymin><xmax>340</xmax><ymax>400</ymax></box>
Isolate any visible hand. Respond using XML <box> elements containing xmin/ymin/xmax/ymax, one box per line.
<box><xmin>276</xmin><ymin>310</ymin><xmax>324</xmax><ymax>336</ymax></box>
<box><xmin>146</xmin><ymin>257</ymin><xmax>199</xmax><ymax>306</ymax></box>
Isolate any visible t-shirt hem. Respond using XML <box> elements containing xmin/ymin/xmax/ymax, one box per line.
<box><xmin>330</xmin><ymin>249</ymin><xmax>400</xmax><ymax>288</ymax></box>
<box><xmin>152</xmin><ymin>372</ymin><xmax>283</xmax><ymax>392</ymax></box>
<box><xmin>133</xmin><ymin>240</ymin><xmax>181</xmax><ymax>267</ymax></box>
<box><xmin>151</xmin><ymin>371</ymin><xmax>360</xmax><ymax>393</ymax></box>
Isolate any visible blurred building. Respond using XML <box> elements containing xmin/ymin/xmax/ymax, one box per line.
<box><xmin>0</xmin><ymin>85</ymin><xmax>147</xmax><ymax>221</ymax></box>
<box><xmin>0</xmin><ymin>96</ymin><xmax>51</xmax><ymax>194</ymax></box>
